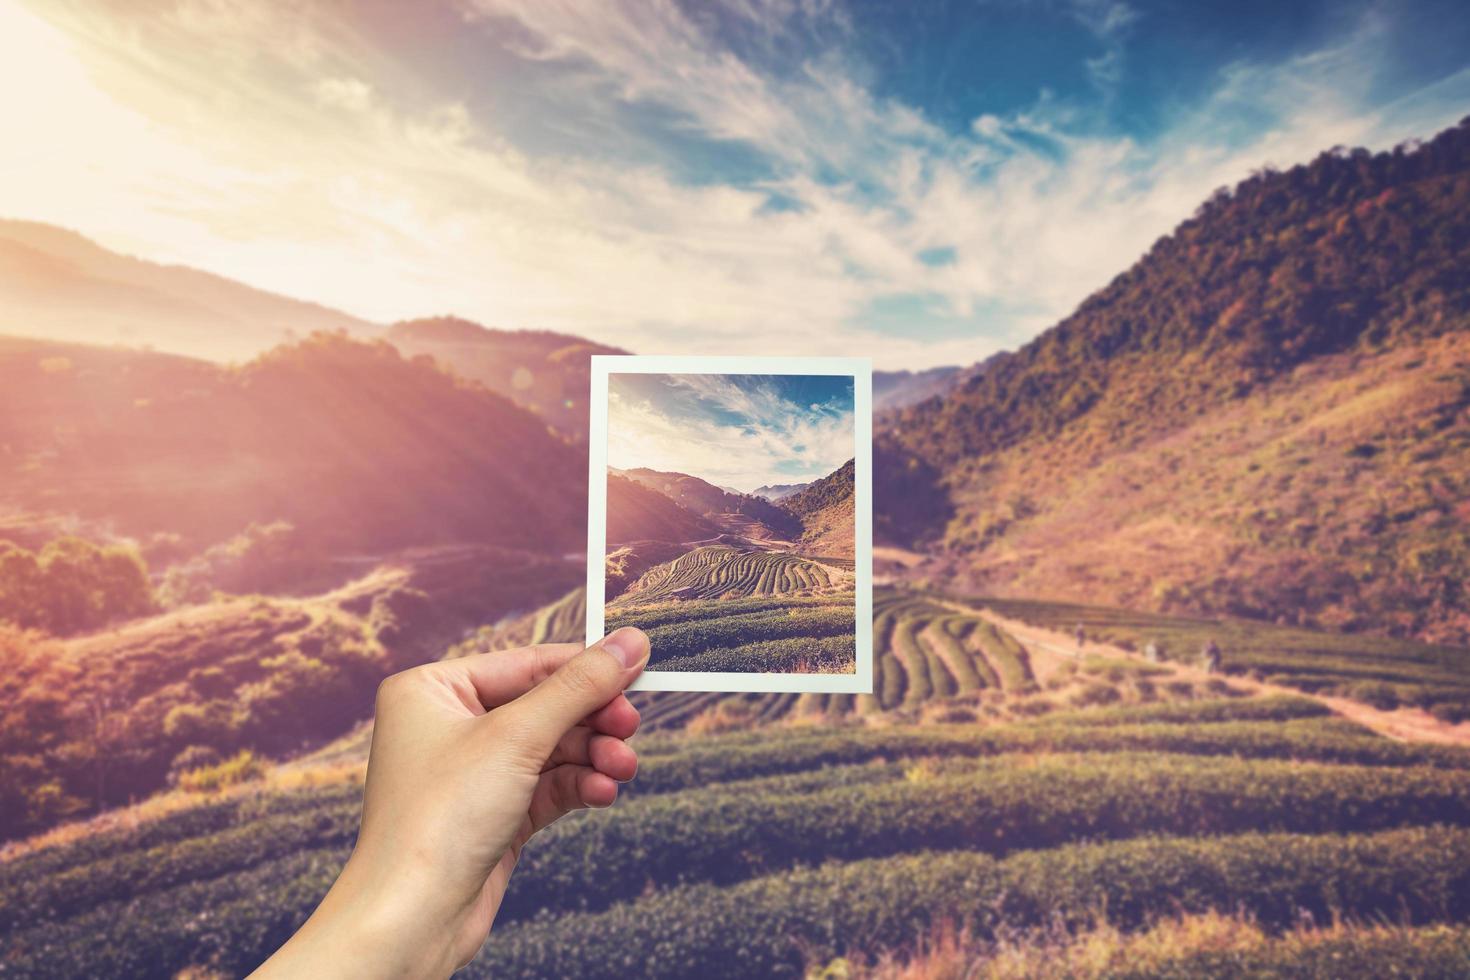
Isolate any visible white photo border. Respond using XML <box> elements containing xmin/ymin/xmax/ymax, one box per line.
<box><xmin>587</xmin><ymin>354</ymin><xmax>873</xmax><ymax>693</ymax></box>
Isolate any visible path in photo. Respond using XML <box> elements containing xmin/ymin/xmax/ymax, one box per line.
<box><xmin>602</xmin><ymin>373</ymin><xmax>857</xmax><ymax>674</ymax></box>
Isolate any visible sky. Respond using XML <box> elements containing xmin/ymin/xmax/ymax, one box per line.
<box><xmin>1</xmin><ymin>0</ymin><xmax>1468</xmax><ymax>368</ymax></box>
<box><xmin>608</xmin><ymin>373</ymin><xmax>854</xmax><ymax>490</ymax></box>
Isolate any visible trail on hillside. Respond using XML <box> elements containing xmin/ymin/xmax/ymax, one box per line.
<box><xmin>971</xmin><ymin>606</ymin><xmax>1470</xmax><ymax>748</ymax></box>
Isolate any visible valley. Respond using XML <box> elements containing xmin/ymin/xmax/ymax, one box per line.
<box><xmin>604</xmin><ymin>456</ymin><xmax>858</xmax><ymax>674</ymax></box>
<box><xmin>2</xmin><ymin>117</ymin><xmax>1470</xmax><ymax>979</ymax></box>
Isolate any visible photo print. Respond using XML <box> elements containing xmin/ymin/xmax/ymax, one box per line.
<box><xmin>587</xmin><ymin>355</ymin><xmax>872</xmax><ymax>693</ymax></box>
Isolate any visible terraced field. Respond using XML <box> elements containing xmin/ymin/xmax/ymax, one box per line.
<box><xmin>14</xmin><ymin>587</ymin><xmax>1470</xmax><ymax>977</ymax></box>
<box><xmin>985</xmin><ymin>596</ymin><xmax>1470</xmax><ymax>721</ymax></box>
<box><xmin>601</xmin><ymin>545</ymin><xmax>855</xmax><ymax>673</ymax></box>
<box><xmin>614</xmin><ymin>545</ymin><xmax>838</xmax><ymax>604</ymax></box>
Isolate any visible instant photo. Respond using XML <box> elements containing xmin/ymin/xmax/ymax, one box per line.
<box><xmin>587</xmin><ymin>356</ymin><xmax>873</xmax><ymax>693</ymax></box>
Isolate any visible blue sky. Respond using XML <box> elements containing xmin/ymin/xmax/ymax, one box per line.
<box><xmin>608</xmin><ymin>373</ymin><xmax>854</xmax><ymax>490</ymax></box>
<box><xmin>3</xmin><ymin>0</ymin><xmax>1468</xmax><ymax>367</ymax></box>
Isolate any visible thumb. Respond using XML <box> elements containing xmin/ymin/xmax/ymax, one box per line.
<box><xmin>497</xmin><ymin>627</ymin><xmax>649</xmax><ymax>758</ymax></box>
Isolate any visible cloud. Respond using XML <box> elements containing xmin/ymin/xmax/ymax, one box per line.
<box><xmin>1</xmin><ymin>1</ymin><xmax>1466</xmax><ymax>370</ymax></box>
<box><xmin>607</xmin><ymin>374</ymin><xmax>853</xmax><ymax>489</ymax></box>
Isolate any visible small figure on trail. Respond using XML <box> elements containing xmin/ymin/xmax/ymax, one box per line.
<box><xmin>1075</xmin><ymin>623</ymin><xmax>1086</xmax><ymax>652</ymax></box>
<box><xmin>1144</xmin><ymin>640</ymin><xmax>1162</xmax><ymax>664</ymax></box>
<box><xmin>1202</xmin><ymin>638</ymin><xmax>1222</xmax><ymax>674</ymax></box>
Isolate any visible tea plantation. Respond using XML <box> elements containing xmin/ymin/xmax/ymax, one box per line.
<box><xmin>7</xmin><ymin>586</ymin><xmax>1470</xmax><ymax>977</ymax></box>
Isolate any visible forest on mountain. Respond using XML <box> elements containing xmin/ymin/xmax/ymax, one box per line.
<box><xmin>606</xmin><ymin>473</ymin><xmax>718</xmax><ymax>545</ymax></box>
<box><xmin>618</xmin><ymin>468</ymin><xmax>801</xmax><ymax>538</ymax></box>
<box><xmin>879</xmin><ymin>117</ymin><xmax>1470</xmax><ymax>642</ymax></box>
<box><xmin>385</xmin><ymin>317</ymin><xmax>624</xmax><ymax>439</ymax></box>
<box><xmin>0</xmin><ymin>332</ymin><xmax>586</xmax><ymax>560</ymax></box>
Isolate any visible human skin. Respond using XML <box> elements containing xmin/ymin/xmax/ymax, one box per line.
<box><xmin>252</xmin><ymin>627</ymin><xmax>651</xmax><ymax>978</ymax></box>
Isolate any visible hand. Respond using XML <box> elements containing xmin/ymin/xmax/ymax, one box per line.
<box><xmin>253</xmin><ymin>627</ymin><xmax>651</xmax><ymax>978</ymax></box>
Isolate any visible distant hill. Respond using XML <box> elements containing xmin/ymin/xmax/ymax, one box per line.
<box><xmin>386</xmin><ymin>317</ymin><xmax>625</xmax><ymax>438</ymax></box>
<box><xmin>618</xmin><ymin>467</ymin><xmax>801</xmax><ymax>537</ymax></box>
<box><xmin>781</xmin><ymin>459</ymin><xmax>856</xmax><ymax>559</ymax></box>
<box><xmin>880</xmin><ymin>117</ymin><xmax>1470</xmax><ymax>643</ymax></box>
<box><xmin>873</xmin><ymin>365</ymin><xmax>965</xmax><ymax>412</ymax></box>
<box><xmin>752</xmin><ymin>482</ymin><xmax>809</xmax><ymax>501</ymax></box>
<box><xmin>606</xmin><ymin>473</ymin><xmax>718</xmax><ymax>545</ymax></box>
<box><xmin>0</xmin><ymin>221</ymin><xmax>377</xmax><ymax>362</ymax></box>
<box><xmin>0</xmin><ymin>332</ymin><xmax>585</xmax><ymax>558</ymax></box>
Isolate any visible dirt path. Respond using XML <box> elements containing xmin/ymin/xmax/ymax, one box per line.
<box><xmin>973</xmin><ymin>607</ymin><xmax>1470</xmax><ymax>748</ymax></box>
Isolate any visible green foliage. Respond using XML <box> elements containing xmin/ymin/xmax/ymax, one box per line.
<box><xmin>473</xmin><ymin>826</ymin><xmax>1470</xmax><ymax>978</ymax></box>
<box><xmin>0</xmin><ymin>537</ymin><xmax>153</xmax><ymax>635</ymax></box>
<box><xmin>494</xmin><ymin>752</ymin><xmax>1470</xmax><ymax>924</ymax></box>
<box><xmin>652</xmin><ymin>635</ymin><xmax>855</xmax><ymax>673</ymax></box>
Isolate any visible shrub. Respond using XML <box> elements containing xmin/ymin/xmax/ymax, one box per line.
<box><xmin>1433</xmin><ymin>703</ymin><xmax>1470</xmax><ymax>725</ymax></box>
<box><xmin>176</xmin><ymin>751</ymin><xmax>267</xmax><ymax>793</ymax></box>
<box><xmin>1070</xmin><ymin>683</ymin><xmax>1121</xmax><ymax>708</ymax></box>
<box><xmin>1349</xmin><ymin>681</ymin><xmax>1401</xmax><ymax>710</ymax></box>
<box><xmin>472</xmin><ymin>826</ymin><xmax>1470</xmax><ymax>979</ymax></box>
<box><xmin>494</xmin><ymin>753</ymin><xmax>1470</xmax><ymax>924</ymax></box>
<box><xmin>167</xmin><ymin>746</ymin><xmax>224</xmax><ymax>786</ymax></box>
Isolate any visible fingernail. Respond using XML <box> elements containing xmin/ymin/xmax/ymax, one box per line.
<box><xmin>602</xmin><ymin>628</ymin><xmax>649</xmax><ymax>669</ymax></box>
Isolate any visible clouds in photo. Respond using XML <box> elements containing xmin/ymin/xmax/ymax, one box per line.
<box><xmin>607</xmin><ymin>372</ymin><xmax>853</xmax><ymax>490</ymax></box>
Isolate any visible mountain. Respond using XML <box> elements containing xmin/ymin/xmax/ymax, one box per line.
<box><xmin>880</xmin><ymin>117</ymin><xmax>1470</xmax><ymax>643</ymax></box>
<box><xmin>386</xmin><ymin>317</ymin><xmax>625</xmax><ymax>438</ymax></box>
<box><xmin>617</xmin><ymin>467</ymin><xmax>801</xmax><ymax>537</ymax></box>
<box><xmin>606</xmin><ymin>473</ymin><xmax>718</xmax><ymax>545</ymax></box>
<box><xmin>0</xmin><ymin>332</ymin><xmax>586</xmax><ymax>559</ymax></box>
<box><xmin>0</xmin><ymin>220</ymin><xmax>377</xmax><ymax>362</ymax></box>
<box><xmin>781</xmin><ymin>459</ymin><xmax>856</xmax><ymax>559</ymax></box>
<box><xmin>751</xmin><ymin>482</ymin><xmax>809</xmax><ymax>501</ymax></box>
<box><xmin>873</xmin><ymin>366</ymin><xmax>964</xmax><ymax>412</ymax></box>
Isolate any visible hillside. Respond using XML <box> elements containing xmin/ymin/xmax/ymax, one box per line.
<box><xmin>0</xmin><ymin>546</ymin><xmax>581</xmax><ymax>839</ymax></box>
<box><xmin>0</xmin><ymin>332</ymin><xmax>586</xmax><ymax>559</ymax></box>
<box><xmin>606</xmin><ymin>473</ymin><xmax>718</xmax><ymax>545</ymax></box>
<box><xmin>882</xmin><ymin>117</ymin><xmax>1470</xmax><ymax>643</ymax></box>
<box><xmin>386</xmin><ymin>317</ymin><xmax>624</xmax><ymax>439</ymax></box>
<box><xmin>618</xmin><ymin>467</ymin><xmax>801</xmax><ymax>538</ymax></box>
<box><xmin>0</xmin><ymin>221</ymin><xmax>376</xmax><ymax>362</ymax></box>
<box><xmin>781</xmin><ymin>459</ymin><xmax>856</xmax><ymax>559</ymax></box>
<box><xmin>14</xmin><ymin>584</ymin><xmax>1470</xmax><ymax>975</ymax></box>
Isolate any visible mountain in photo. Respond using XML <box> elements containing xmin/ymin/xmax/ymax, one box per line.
<box><xmin>752</xmin><ymin>482</ymin><xmax>810</xmax><ymax>501</ymax></box>
<box><xmin>617</xmin><ymin>466</ymin><xmax>802</xmax><ymax>538</ymax></box>
<box><xmin>0</xmin><ymin>220</ymin><xmax>377</xmax><ymax>362</ymax></box>
<box><xmin>880</xmin><ymin>117</ymin><xmax>1470</xmax><ymax>642</ymax></box>
<box><xmin>606</xmin><ymin>472</ymin><xmax>719</xmax><ymax>545</ymax></box>
<box><xmin>385</xmin><ymin>317</ymin><xmax>626</xmax><ymax>439</ymax></box>
<box><xmin>781</xmin><ymin>459</ymin><xmax>856</xmax><ymax>559</ymax></box>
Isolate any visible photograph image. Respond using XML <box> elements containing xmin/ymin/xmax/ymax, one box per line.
<box><xmin>589</xmin><ymin>358</ymin><xmax>872</xmax><ymax>691</ymax></box>
<box><xmin>6</xmin><ymin>0</ymin><xmax>1470</xmax><ymax>976</ymax></box>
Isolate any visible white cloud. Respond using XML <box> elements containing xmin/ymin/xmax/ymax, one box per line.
<box><xmin>607</xmin><ymin>375</ymin><xmax>853</xmax><ymax>489</ymax></box>
<box><xmin>0</xmin><ymin>1</ymin><xmax>1466</xmax><ymax>370</ymax></box>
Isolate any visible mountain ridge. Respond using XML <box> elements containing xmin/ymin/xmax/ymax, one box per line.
<box><xmin>878</xmin><ymin>116</ymin><xmax>1470</xmax><ymax>642</ymax></box>
<box><xmin>0</xmin><ymin>219</ymin><xmax>378</xmax><ymax>362</ymax></box>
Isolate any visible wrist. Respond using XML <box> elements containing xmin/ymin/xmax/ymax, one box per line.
<box><xmin>255</xmin><ymin>849</ymin><xmax>467</xmax><ymax>979</ymax></box>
